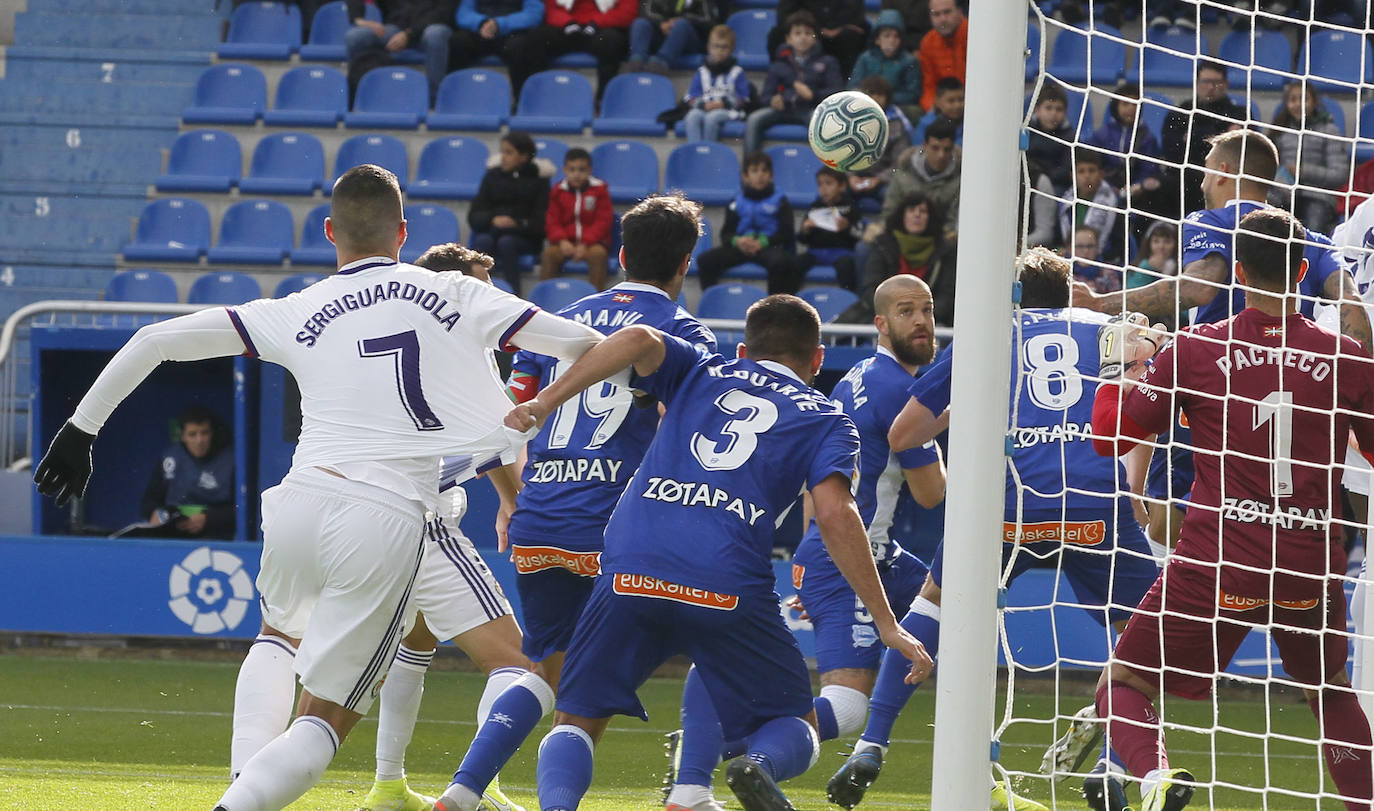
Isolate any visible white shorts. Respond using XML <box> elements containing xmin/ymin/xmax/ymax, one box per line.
<box><xmin>257</xmin><ymin>467</ymin><xmax>426</xmax><ymax>713</ymax></box>
<box><xmin>412</xmin><ymin>515</ymin><xmax>513</xmax><ymax>641</ymax></box>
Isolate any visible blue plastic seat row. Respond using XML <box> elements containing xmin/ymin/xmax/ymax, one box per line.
<box><xmin>105</xmin><ymin>268</ymin><xmax>325</xmax><ymax>304</ymax></box>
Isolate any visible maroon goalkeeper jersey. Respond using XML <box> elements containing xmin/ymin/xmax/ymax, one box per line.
<box><xmin>1123</xmin><ymin>309</ymin><xmax>1374</xmax><ymax>600</ymax></box>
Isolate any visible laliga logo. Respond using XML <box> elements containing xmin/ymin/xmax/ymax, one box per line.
<box><xmin>168</xmin><ymin>546</ymin><xmax>254</xmax><ymax>634</ymax></box>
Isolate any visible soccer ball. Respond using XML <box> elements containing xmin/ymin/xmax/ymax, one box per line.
<box><xmin>808</xmin><ymin>91</ymin><xmax>889</xmax><ymax>172</ymax></box>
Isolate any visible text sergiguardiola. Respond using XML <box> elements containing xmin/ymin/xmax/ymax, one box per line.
<box><xmin>295</xmin><ymin>281</ymin><xmax>462</xmax><ymax>347</ymax></box>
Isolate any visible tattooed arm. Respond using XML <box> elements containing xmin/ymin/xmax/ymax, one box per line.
<box><xmin>1324</xmin><ymin>268</ymin><xmax>1373</xmax><ymax>357</ymax></box>
<box><xmin>1073</xmin><ymin>253</ymin><xmax>1229</xmax><ymax>320</ymax></box>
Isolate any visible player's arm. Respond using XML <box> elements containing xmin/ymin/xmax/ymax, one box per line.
<box><xmin>503</xmin><ymin>309</ymin><xmax>604</xmax><ymax>363</ymax></box>
<box><xmin>506</xmin><ymin>325</ymin><xmax>666</xmax><ymax>432</ymax></box>
<box><xmin>486</xmin><ymin>461</ymin><xmax>523</xmax><ymax>553</ymax></box>
<box><xmin>811</xmin><ymin>472</ymin><xmax>932</xmax><ymax>683</ymax></box>
<box><xmin>1074</xmin><ymin>253</ymin><xmax>1228</xmax><ymax>318</ymax></box>
<box><xmin>902</xmin><ymin>453</ymin><xmax>946</xmax><ymax>510</ymax></box>
<box><xmin>887</xmin><ymin>396</ymin><xmax>947</xmax><ymax>454</ymax></box>
<box><xmin>1322</xmin><ymin>267</ymin><xmax>1374</xmax><ymax>356</ymax></box>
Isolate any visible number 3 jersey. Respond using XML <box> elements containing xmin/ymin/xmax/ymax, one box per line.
<box><xmin>506</xmin><ymin>283</ymin><xmax>717</xmax><ymax>553</ymax></box>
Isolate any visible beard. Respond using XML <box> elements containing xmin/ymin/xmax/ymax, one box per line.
<box><xmin>891</xmin><ymin>332</ymin><xmax>937</xmax><ymax>367</ymax></box>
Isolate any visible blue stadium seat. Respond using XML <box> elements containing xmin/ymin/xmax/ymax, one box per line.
<box><xmin>1357</xmin><ymin>101</ymin><xmax>1374</xmax><ymax>164</ymax></box>
<box><xmin>1046</xmin><ymin>22</ymin><xmax>1125</xmax><ymax>84</ymax></box>
<box><xmin>263</xmin><ymin>65</ymin><xmax>348</xmax><ymax>126</ymax></box>
<box><xmin>346</xmin><ymin>68</ymin><xmax>430</xmax><ymax>128</ymax></box>
<box><xmin>664</xmin><ymin>142</ymin><xmax>740</xmax><ymax>206</ymax></box>
<box><xmin>218</xmin><ymin>2</ymin><xmax>302</xmax><ymax>60</ymax></box>
<box><xmin>332</xmin><ymin>134</ymin><xmax>409</xmax><ymax>189</ymax></box>
<box><xmin>593</xmin><ymin>73</ymin><xmax>674</xmax><ymax>136</ymax></box>
<box><xmin>183</xmin><ymin>64</ymin><xmax>267</xmax><ymax>125</ymax></box>
<box><xmin>689</xmin><ymin>218</ymin><xmax>714</xmax><ymax>274</ymax></box>
<box><xmin>105</xmin><ymin>269</ymin><xmax>179</xmax><ymax>303</ymax></box>
<box><xmin>399</xmin><ymin>204</ymin><xmax>462</xmax><ymax>263</ymax></box>
<box><xmin>292</xmin><ymin>204</ymin><xmax>336</xmax><ymax>265</ymax></box>
<box><xmin>528</xmin><ymin>278</ymin><xmax>597</xmax><ymax>312</ymax></box>
<box><xmin>799</xmin><ymin>286</ymin><xmax>858</xmax><ymax>323</ymax></box>
<box><xmin>492</xmin><ymin>277</ymin><xmax>515</xmax><ymax>295</ymax></box>
<box><xmin>207</xmin><ymin>200</ymin><xmax>294</xmax><ymax>264</ymax></box>
<box><xmin>729</xmin><ymin>10</ymin><xmax>775</xmax><ymax>70</ymax></box>
<box><xmin>1300</xmin><ymin>29</ymin><xmax>1373</xmax><ymax>94</ymax></box>
<box><xmin>590</xmin><ymin>141</ymin><xmax>659</xmax><ymax>204</ymax></box>
<box><xmin>1217</xmin><ymin>29</ymin><xmax>1291</xmax><ymax>92</ymax></box>
<box><xmin>1132</xmin><ymin>91</ymin><xmax>1174</xmax><ymax>145</ymax></box>
<box><xmin>239</xmin><ymin>132</ymin><xmax>325</xmax><ymax>196</ymax></box>
<box><xmin>551</xmin><ymin>51</ymin><xmax>597</xmax><ymax>68</ymax></box>
<box><xmin>508</xmin><ymin>71</ymin><xmax>594</xmax><ymax>134</ymax></box>
<box><xmin>696</xmin><ymin>282</ymin><xmax>766</xmax><ymax>319</ymax></box>
<box><xmin>766</xmin><ymin>145</ymin><xmax>822</xmax><ymax>204</ymax></box>
<box><xmin>536</xmin><ymin>137</ymin><xmax>570</xmax><ymax>183</ymax></box>
<box><xmin>1026</xmin><ymin>20</ymin><xmax>1041</xmax><ymax>80</ymax></box>
<box><xmin>428</xmin><ymin>69</ymin><xmax>510</xmax><ymax>131</ymax></box>
<box><xmin>123</xmin><ymin>198</ymin><xmax>211</xmax><ymax>262</ymax></box>
<box><xmin>275</xmin><ymin>272</ymin><xmax>326</xmax><ymax>297</ymax></box>
<box><xmin>300</xmin><ymin>0</ymin><xmax>379</xmax><ymax>60</ymax></box>
<box><xmin>410</xmin><ymin>137</ymin><xmax>489</xmax><ymax>200</ymax></box>
<box><xmin>155</xmin><ymin>129</ymin><xmax>242</xmax><ymax>193</ymax></box>
<box><xmin>188</xmin><ymin>271</ymin><xmax>263</xmax><ymax>305</ymax></box>
<box><xmin>1124</xmin><ymin>26</ymin><xmax>1207</xmax><ymax>87</ymax></box>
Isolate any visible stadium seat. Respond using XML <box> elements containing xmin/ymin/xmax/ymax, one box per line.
<box><xmin>551</xmin><ymin>51</ymin><xmax>598</xmax><ymax>68</ymax></box>
<box><xmin>398</xmin><ymin>204</ymin><xmax>462</xmax><ymax>263</ymax></box>
<box><xmin>300</xmin><ymin>0</ymin><xmax>379</xmax><ymax>61</ymax></box>
<box><xmin>263</xmin><ymin>66</ymin><xmax>348</xmax><ymax>127</ymax></box>
<box><xmin>428</xmin><ymin>69</ymin><xmax>510</xmax><ymax>131</ymax></box>
<box><xmin>1026</xmin><ymin>20</ymin><xmax>1041</xmax><ymax>80</ymax></box>
<box><xmin>1300</xmin><ymin>29</ymin><xmax>1373</xmax><ymax>94</ymax></box>
<box><xmin>528</xmin><ymin>278</ymin><xmax>597</xmax><ymax>312</ymax></box>
<box><xmin>729</xmin><ymin>10</ymin><xmax>775</xmax><ymax>70</ymax></box>
<box><xmin>332</xmin><ymin>134</ymin><xmax>409</xmax><ymax>189</ymax></box>
<box><xmin>218</xmin><ymin>1</ymin><xmax>302</xmax><ymax>60</ymax></box>
<box><xmin>664</xmin><ymin>143</ymin><xmax>740</xmax><ymax>206</ymax></box>
<box><xmin>696</xmin><ymin>282</ymin><xmax>766</xmax><ymax>320</ymax></box>
<box><xmin>1046</xmin><ymin>22</ymin><xmax>1125</xmax><ymax>85</ymax></box>
<box><xmin>207</xmin><ymin>200</ymin><xmax>295</xmax><ymax>264</ymax></box>
<box><xmin>673</xmin><ymin>117</ymin><xmax>747</xmax><ymax>139</ymax></box>
<box><xmin>155</xmin><ymin>129</ymin><xmax>242</xmax><ymax>193</ymax></box>
<box><xmin>508</xmin><ymin>71</ymin><xmax>594</xmax><ymax>134</ymax></box>
<box><xmin>275</xmin><ymin>272</ymin><xmax>326</xmax><ymax>297</ymax></box>
<box><xmin>188</xmin><ymin>271</ymin><xmax>262</xmax><ymax>304</ymax></box>
<box><xmin>105</xmin><ymin>269</ymin><xmax>178</xmax><ymax>303</ymax></box>
<box><xmin>536</xmin><ymin>137</ymin><xmax>570</xmax><ymax>183</ymax></box>
<box><xmin>592</xmin><ymin>74</ymin><xmax>674</xmax><ymax>136</ymax></box>
<box><xmin>1124</xmin><ymin>26</ymin><xmax>1207</xmax><ymax>87</ymax></box>
<box><xmin>182</xmin><ymin>63</ymin><xmax>267</xmax><ymax>125</ymax></box>
<box><xmin>799</xmin><ymin>286</ymin><xmax>858</xmax><ymax>323</ymax></box>
<box><xmin>1136</xmin><ymin>91</ymin><xmax>1173</xmax><ymax>145</ymax></box>
<box><xmin>240</xmin><ymin>132</ymin><xmax>325</xmax><ymax>195</ymax></box>
<box><xmin>589</xmin><ymin>141</ymin><xmax>659</xmax><ymax>204</ymax></box>
<box><xmin>766</xmin><ymin>145</ymin><xmax>823</xmax><ymax>204</ymax></box>
<box><xmin>123</xmin><ymin>198</ymin><xmax>211</xmax><ymax>262</ymax></box>
<box><xmin>292</xmin><ymin>204</ymin><xmax>336</xmax><ymax>265</ymax></box>
<box><xmin>1217</xmin><ymin>29</ymin><xmax>1291</xmax><ymax>92</ymax></box>
<box><xmin>689</xmin><ymin>218</ymin><xmax>714</xmax><ymax>274</ymax></box>
<box><xmin>410</xmin><ymin>137</ymin><xmax>489</xmax><ymax>200</ymax></box>
<box><xmin>346</xmin><ymin>68</ymin><xmax>429</xmax><ymax>128</ymax></box>
<box><xmin>1357</xmin><ymin>101</ymin><xmax>1374</xmax><ymax>164</ymax></box>
<box><xmin>492</xmin><ymin>277</ymin><xmax>515</xmax><ymax>295</ymax></box>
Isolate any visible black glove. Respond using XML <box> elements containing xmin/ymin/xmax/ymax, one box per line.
<box><xmin>33</xmin><ymin>421</ymin><xmax>95</xmax><ymax>507</ymax></box>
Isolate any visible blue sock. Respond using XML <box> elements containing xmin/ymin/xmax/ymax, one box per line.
<box><xmin>813</xmin><ymin>696</ymin><xmax>840</xmax><ymax>742</ymax></box>
<box><xmin>677</xmin><ymin>666</ymin><xmax>725</xmax><ymax>787</ymax></box>
<box><xmin>862</xmin><ymin>599</ymin><xmax>940</xmax><ymax>748</ymax></box>
<box><xmin>453</xmin><ymin>673</ymin><xmax>551</xmax><ymax>795</ymax></box>
<box><xmin>743</xmin><ymin>716</ymin><xmax>817</xmax><ymax>783</ymax></box>
<box><xmin>536</xmin><ymin>725</ymin><xmax>594</xmax><ymax>811</ymax></box>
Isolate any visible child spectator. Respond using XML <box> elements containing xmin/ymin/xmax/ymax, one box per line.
<box><xmin>848</xmin><ymin>10</ymin><xmax>921</xmax><ymax>118</ymax></box>
<box><xmin>744</xmin><ymin>11</ymin><xmax>842</xmax><ymax>154</ymax></box>
<box><xmin>1128</xmin><ymin>219</ymin><xmax>1177</xmax><ymax>289</ymax></box>
<box><xmin>1057</xmin><ymin>149</ymin><xmax>1124</xmax><ymax>265</ymax></box>
<box><xmin>468</xmin><ymin>131</ymin><xmax>552</xmax><ymax>295</ymax></box>
<box><xmin>1269</xmin><ymin>80</ymin><xmax>1349</xmax><ymax>235</ymax></box>
<box><xmin>696</xmin><ymin>151</ymin><xmax>799</xmax><ymax>293</ymax></box>
<box><xmin>625</xmin><ymin>0</ymin><xmax>719</xmax><ymax>75</ymax></box>
<box><xmin>798</xmin><ymin>167</ymin><xmax>861</xmax><ymax>290</ymax></box>
<box><xmin>1026</xmin><ymin>82</ymin><xmax>1076</xmax><ymax>193</ymax></box>
<box><xmin>1070</xmin><ymin>224</ymin><xmax>1120</xmax><ymax>293</ymax></box>
<box><xmin>911</xmin><ymin>77</ymin><xmax>964</xmax><ymax>145</ymax></box>
<box><xmin>681</xmin><ymin>25</ymin><xmax>755</xmax><ymax>142</ymax></box>
<box><xmin>849</xmin><ymin>75</ymin><xmax>913</xmax><ymax>209</ymax></box>
<box><xmin>541</xmin><ymin>147</ymin><xmax>614</xmax><ymax>290</ymax></box>
<box><xmin>1087</xmin><ymin>83</ymin><xmax>1163</xmax><ymax>199</ymax></box>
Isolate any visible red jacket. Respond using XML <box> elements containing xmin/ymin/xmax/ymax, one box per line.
<box><xmin>545</xmin><ymin>176</ymin><xmax>613</xmax><ymax>246</ymax></box>
<box><xmin>543</xmin><ymin>0</ymin><xmax>637</xmax><ymax>30</ymax></box>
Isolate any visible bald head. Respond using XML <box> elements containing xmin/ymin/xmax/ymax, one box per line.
<box><xmin>329</xmin><ymin>165</ymin><xmax>404</xmax><ymax>258</ymax></box>
<box><xmin>874</xmin><ymin>275</ymin><xmax>930</xmax><ymax>317</ymax></box>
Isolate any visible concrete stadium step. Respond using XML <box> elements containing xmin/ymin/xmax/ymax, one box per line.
<box><xmin>0</xmin><ymin>123</ymin><xmax>176</xmax><ymax>152</ymax></box>
<box><xmin>27</xmin><ymin>0</ymin><xmax>223</xmax><ymax>16</ymax></box>
<box><xmin>0</xmin><ymin>215</ymin><xmax>136</xmax><ymax>252</ymax></box>
<box><xmin>0</xmin><ymin>79</ymin><xmax>193</xmax><ymax>119</ymax></box>
<box><xmin>0</xmin><ymin>265</ymin><xmax>119</xmax><ymax>296</ymax></box>
<box><xmin>14</xmin><ymin>11</ymin><xmax>222</xmax><ymax>51</ymax></box>
<box><xmin>5</xmin><ymin>54</ymin><xmax>209</xmax><ymax>85</ymax></box>
<box><xmin>0</xmin><ymin>109</ymin><xmax>180</xmax><ymax>129</ymax></box>
<box><xmin>0</xmin><ymin>192</ymin><xmax>145</xmax><ymax>221</ymax></box>
<box><xmin>0</xmin><ymin>145</ymin><xmax>162</xmax><ymax>186</ymax></box>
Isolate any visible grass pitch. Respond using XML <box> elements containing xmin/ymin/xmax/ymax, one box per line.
<box><xmin>0</xmin><ymin>653</ymin><xmax>1355</xmax><ymax>809</ymax></box>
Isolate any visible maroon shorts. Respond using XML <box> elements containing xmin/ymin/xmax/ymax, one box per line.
<box><xmin>1112</xmin><ymin>562</ymin><xmax>1348</xmax><ymax>700</ymax></box>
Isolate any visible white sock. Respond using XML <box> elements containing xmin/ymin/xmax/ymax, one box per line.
<box><xmin>819</xmin><ymin>684</ymin><xmax>870</xmax><ymax>739</ymax></box>
<box><xmin>666</xmin><ymin>782</ymin><xmax>714</xmax><ymax>808</ymax></box>
<box><xmin>217</xmin><ymin>716</ymin><xmax>339</xmax><ymax>811</ymax></box>
<box><xmin>1141</xmin><ymin>767</ymin><xmax>1170</xmax><ymax>800</ymax></box>
<box><xmin>854</xmin><ymin>739</ymin><xmax>888</xmax><ymax>757</ymax></box>
<box><xmin>230</xmin><ymin>636</ymin><xmax>298</xmax><ymax>779</ymax></box>
<box><xmin>477</xmin><ymin>666</ymin><xmax>528</xmax><ymax>727</ymax></box>
<box><xmin>436</xmin><ymin>782</ymin><xmax>483</xmax><ymax>811</ymax></box>
<box><xmin>375</xmin><ymin>645</ymin><xmax>435</xmax><ymax>782</ymax></box>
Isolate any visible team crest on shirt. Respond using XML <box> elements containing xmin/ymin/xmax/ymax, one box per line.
<box><xmin>612</xmin><ymin>292</ymin><xmax>635</xmax><ymax>303</ymax></box>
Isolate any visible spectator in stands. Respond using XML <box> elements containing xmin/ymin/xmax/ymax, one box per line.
<box><xmin>449</xmin><ymin>0</ymin><xmax>544</xmax><ymax>74</ymax></box>
<box><xmin>1127</xmin><ymin>219</ymin><xmax>1177</xmax><ymax>289</ymax></box>
<box><xmin>882</xmin><ymin>116</ymin><xmax>961</xmax><ymax>243</ymax></box>
<box><xmin>1087</xmin><ymin>82</ymin><xmax>1164</xmax><ymax>203</ymax></box>
<box><xmin>1058</xmin><ymin>148</ymin><xmax>1125</xmax><ymax>266</ymax></box>
<box><xmin>881</xmin><ymin>0</ymin><xmax>930</xmax><ymax>53</ymax></box>
<box><xmin>345</xmin><ymin>0</ymin><xmax>457</xmax><ymax>102</ymax></box>
<box><xmin>696</xmin><ymin>150</ymin><xmax>799</xmax><ymax>293</ymax></box>
<box><xmin>511</xmin><ymin>0</ymin><xmax>637</xmax><ymax>102</ymax></box>
<box><xmin>234</xmin><ymin>0</ymin><xmax>327</xmax><ymax>40</ymax></box>
<box><xmin>1268</xmin><ymin>80</ymin><xmax>1350</xmax><ymax>235</ymax></box>
<box><xmin>797</xmin><ymin>167</ymin><xmax>861</xmax><ymax>291</ymax></box>
<box><xmin>1160</xmin><ymin>59</ymin><xmax>1246</xmax><ymax>217</ymax></box>
<box><xmin>1069</xmin><ymin>223</ymin><xmax>1120</xmax><ymax>293</ymax></box>
<box><xmin>843</xmin><ymin>192</ymin><xmax>956</xmax><ymax>325</ymax></box>
<box><xmin>849</xmin><ymin>75</ymin><xmax>913</xmax><ymax>209</ymax></box>
<box><xmin>744</xmin><ymin>11</ymin><xmax>842</xmax><ymax>154</ymax></box>
<box><xmin>680</xmin><ymin>25</ymin><xmax>756</xmax><ymax>143</ymax></box>
<box><xmin>917</xmin><ymin>0</ymin><xmax>966</xmax><ymax>112</ymax></box>
<box><xmin>625</xmin><ymin>0</ymin><xmax>719</xmax><ymax>75</ymax></box>
<box><xmin>1145</xmin><ymin>0</ymin><xmax>1194</xmax><ymax>29</ymax></box>
<box><xmin>540</xmin><ymin>148</ymin><xmax>613</xmax><ymax>289</ymax></box>
<box><xmin>1022</xmin><ymin>164</ymin><xmax>1060</xmax><ymax>249</ymax></box>
<box><xmin>139</xmin><ymin>404</ymin><xmax>235</xmax><ymax>540</ymax></box>
<box><xmin>468</xmin><ymin>131</ymin><xmax>552</xmax><ymax>294</ymax></box>
<box><xmin>1025</xmin><ymin>82</ymin><xmax>1076</xmax><ymax>193</ymax></box>
<box><xmin>911</xmin><ymin>76</ymin><xmax>964</xmax><ymax>146</ymax></box>
<box><xmin>847</xmin><ymin>10</ymin><xmax>921</xmax><ymax>118</ymax></box>
<box><xmin>770</xmin><ymin>0</ymin><xmax>869</xmax><ymax>77</ymax></box>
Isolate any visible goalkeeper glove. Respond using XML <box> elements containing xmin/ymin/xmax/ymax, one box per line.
<box><xmin>1098</xmin><ymin>312</ymin><xmax>1159</xmax><ymax>380</ymax></box>
<box><xmin>33</xmin><ymin>421</ymin><xmax>95</xmax><ymax>507</ymax></box>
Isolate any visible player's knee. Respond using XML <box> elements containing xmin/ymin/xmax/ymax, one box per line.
<box><xmin>820</xmin><ymin>683</ymin><xmax>871</xmax><ymax>738</ymax></box>
<box><xmin>513</xmin><ymin>670</ymin><xmax>557</xmax><ymax>717</ymax></box>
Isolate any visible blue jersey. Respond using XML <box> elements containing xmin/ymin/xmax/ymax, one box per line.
<box><xmin>1183</xmin><ymin>199</ymin><xmax>1341</xmax><ymax>325</ymax></box>
<box><xmin>795</xmin><ymin>347</ymin><xmax>938</xmax><ymax>564</ymax></box>
<box><xmin>910</xmin><ymin>308</ymin><xmax>1127</xmax><ymax>514</ymax></box>
<box><xmin>601</xmin><ymin>336</ymin><xmax>860</xmax><ymax>596</ymax></box>
<box><xmin>508</xmin><ymin>283</ymin><xmax>716</xmax><ymax>550</ymax></box>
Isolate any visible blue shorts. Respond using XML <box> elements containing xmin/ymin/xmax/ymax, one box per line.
<box><xmin>930</xmin><ymin>495</ymin><xmax>1156</xmax><ymax>626</ymax></box>
<box><xmin>514</xmin><ymin>566</ymin><xmax>596</xmax><ymax>662</ymax></box>
<box><xmin>557</xmin><ymin>573</ymin><xmax>814</xmax><ymax>741</ymax></box>
<box><xmin>793</xmin><ymin>543</ymin><xmax>928</xmax><ymax>673</ymax></box>
<box><xmin>1146</xmin><ymin>423</ymin><xmax>1194</xmax><ymax>504</ymax></box>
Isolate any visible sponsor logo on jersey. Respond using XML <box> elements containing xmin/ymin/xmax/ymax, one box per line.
<box><xmin>1003</xmin><ymin>520</ymin><xmax>1107</xmax><ymax>546</ymax></box>
<box><xmin>792</xmin><ymin>563</ymin><xmax>805</xmax><ymax>590</ymax></box>
<box><xmin>851</xmin><ymin>624</ymin><xmax>879</xmax><ymax>648</ymax></box>
<box><xmin>1218</xmin><ymin>591</ymin><xmax>1320</xmax><ymax>612</ymax></box>
<box><xmin>641</xmin><ymin>476</ymin><xmax>768</xmax><ymax>525</ymax></box>
<box><xmin>1220</xmin><ymin>498</ymin><xmax>1330</xmax><ymax>531</ymax></box>
<box><xmin>526</xmin><ymin>457</ymin><xmax>624</xmax><ymax>484</ymax></box>
<box><xmin>511</xmin><ymin>545</ymin><xmax>601</xmax><ymax>576</ymax></box>
<box><xmin>611</xmin><ymin>572</ymin><xmax>738</xmax><ymax>610</ymax></box>
<box><xmin>1010</xmin><ymin>422</ymin><xmax>1094</xmax><ymax>448</ymax></box>
<box><xmin>612</xmin><ymin>292</ymin><xmax>635</xmax><ymax>303</ymax></box>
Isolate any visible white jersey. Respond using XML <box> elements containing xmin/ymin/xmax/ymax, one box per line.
<box><xmin>230</xmin><ymin>256</ymin><xmax>537</xmax><ymax>508</ymax></box>
<box><xmin>1323</xmin><ymin>207</ymin><xmax>1374</xmax><ymax>495</ymax></box>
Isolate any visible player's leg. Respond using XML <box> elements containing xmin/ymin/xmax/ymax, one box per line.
<box><xmin>231</xmin><ymin>622</ymin><xmax>301</xmax><ymax>781</ymax></box>
<box><xmin>364</xmin><ymin>614</ymin><xmax>439</xmax><ymax>811</ymax></box>
<box><xmin>452</xmin><ymin>615</ymin><xmax>532</xmax><ymax>811</ymax></box>
<box><xmin>665</xmin><ymin>665</ymin><xmax>737</xmax><ymax>811</ymax></box>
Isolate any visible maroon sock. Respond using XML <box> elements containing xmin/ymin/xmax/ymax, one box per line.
<box><xmin>1308</xmin><ymin>690</ymin><xmax>1373</xmax><ymax>810</ymax></box>
<box><xmin>1095</xmin><ymin>681</ymin><xmax>1167</xmax><ymax>778</ymax></box>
